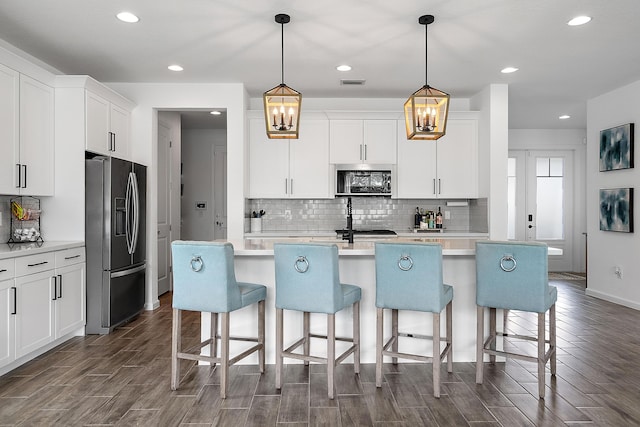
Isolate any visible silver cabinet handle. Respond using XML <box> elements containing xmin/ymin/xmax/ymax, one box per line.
<box><xmin>359</xmin><ymin>144</ymin><xmax>363</xmax><ymax>161</ymax></box>
<box><xmin>433</xmin><ymin>179</ymin><xmax>436</xmax><ymax>195</ymax></box>
<box><xmin>52</xmin><ymin>276</ymin><xmax>57</xmax><ymax>301</ymax></box>
<box><xmin>438</xmin><ymin>179</ymin><xmax>441</xmax><ymax>195</ymax></box>
<box><xmin>364</xmin><ymin>144</ymin><xmax>367</xmax><ymax>161</ymax></box>
<box><xmin>58</xmin><ymin>274</ymin><xmax>63</xmax><ymax>299</ymax></box>
<box><xmin>285</xmin><ymin>178</ymin><xmax>288</xmax><ymax>194</ymax></box>
<box><xmin>22</xmin><ymin>165</ymin><xmax>27</xmax><ymax>188</ymax></box>
<box><xmin>16</xmin><ymin>164</ymin><xmax>21</xmax><ymax>188</ymax></box>
<box><xmin>290</xmin><ymin>178</ymin><xmax>293</xmax><ymax>195</ymax></box>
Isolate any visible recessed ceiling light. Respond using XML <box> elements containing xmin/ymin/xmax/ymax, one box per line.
<box><xmin>210</xmin><ymin>111</ymin><xmax>222</xmax><ymax>115</ymax></box>
<box><xmin>336</xmin><ymin>65</ymin><xmax>352</xmax><ymax>72</ymax></box>
<box><xmin>501</xmin><ymin>67</ymin><xmax>519</xmax><ymax>74</ymax></box>
<box><xmin>116</xmin><ymin>12</ymin><xmax>139</xmax><ymax>23</ymax></box>
<box><xmin>168</xmin><ymin>64</ymin><xmax>184</xmax><ymax>72</ymax></box>
<box><xmin>567</xmin><ymin>16</ymin><xmax>591</xmax><ymax>26</ymax></box>
<box><xmin>559</xmin><ymin>115</ymin><xmax>571</xmax><ymax>120</ymax></box>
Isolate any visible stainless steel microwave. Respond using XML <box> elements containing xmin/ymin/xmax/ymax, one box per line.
<box><xmin>335</xmin><ymin>164</ymin><xmax>394</xmax><ymax>196</ymax></box>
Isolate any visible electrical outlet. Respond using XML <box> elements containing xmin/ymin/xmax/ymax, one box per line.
<box><xmin>444</xmin><ymin>210</ymin><xmax>451</xmax><ymax>220</ymax></box>
<box><xmin>615</xmin><ymin>266</ymin><xmax>623</xmax><ymax>279</ymax></box>
<box><xmin>284</xmin><ymin>209</ymin><xmax>291</xmax><ymax>220</ymax></box>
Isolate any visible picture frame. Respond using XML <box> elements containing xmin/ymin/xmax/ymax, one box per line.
<box><xmin>599</xmin><ymin>188</ymin><xmax>633</xmax><ymax>232</ymax></box>
<box><xmin>600</xmin><ymin>123</ymin><xmax>634</xmax><ymax>171</ymax></box>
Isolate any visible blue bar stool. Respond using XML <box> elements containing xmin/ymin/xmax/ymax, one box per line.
<box><xmin>374</xmin><ymin>242</ymin><xmax>453</xmax><ymax>398</ymax></box>
<box><xmin>170</xmin><ymin>241</ymin><xmax>266</xmax><ymax>399</ymax></box>
<box><xmin>475</xmin><ymin>241</ymin><xmax>557</xmax><ymax>399</ymax></box>
<box><xmin>274</xmin><ymin>243</ymin><xmax>361</xmax><ymax>399</ymax></box>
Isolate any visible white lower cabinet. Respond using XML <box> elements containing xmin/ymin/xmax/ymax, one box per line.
<box><xmin>0</xmin><ymin>245</ymin><xmax>85</xmax><ymax>372</ymax></box>
<box><xmin>0</xmin><ymin>278</ymin><xmax>16</xmax><ymax>367</ymax></box>
<box><xmin>14</xmin><ymin>269</ymin><xmax>54</xmax><ymax>358</ymax></box>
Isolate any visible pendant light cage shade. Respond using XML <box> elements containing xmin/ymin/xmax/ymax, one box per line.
<box><xmin>263</xmin><ymin>83</ymin><xmax>302</xmax><ymax>139</ymax></box>
<box><xmin>404</xmin><ymin>85</ymin><xmax>450</xmax><ymax>140</ymax></box>
<box><xmin>404</xmin><ymin>14</ymin><xmax>449</xmax><ymax>140</ymax></box>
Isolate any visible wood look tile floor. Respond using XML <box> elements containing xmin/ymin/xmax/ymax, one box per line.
<box><xmin>2</xmin><ymin>277</ymin><xmax>640</xmax><ymax>426</ymax></box>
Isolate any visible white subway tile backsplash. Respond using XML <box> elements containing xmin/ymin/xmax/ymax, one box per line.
<box><xmin>247</xmin><ymin>197</ymin><xmax>487</xmax><ymax>233</ymax></box>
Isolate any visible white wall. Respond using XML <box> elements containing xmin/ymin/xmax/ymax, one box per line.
<box><xmin>105</xmin><ymin>83</ymin><xmax>248</xmax><ymax>310</ymax></box>
<box><xmin>509</xmin><ymin>129</ymin><xmax>587</xmax><ymax>273</ymax></box>
<box><xmin>586</xmin><ymin>80</ymin><xmax>640</xmax><ymax>309</ymax></box>
<box><xmin>181</xmin><ymin>128</ymin><xmax>226</xmax><ymax>240</ymax></box>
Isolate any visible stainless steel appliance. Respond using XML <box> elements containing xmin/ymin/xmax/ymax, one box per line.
<box><xmin>336</xmin><ymin>164</ymin><xmax>394</xmax><ymax>196</ymax></box>
<box><xmin>85</xmin><ymin>154</ymin><xmax>146</xmax><ymax>334</ymax></box>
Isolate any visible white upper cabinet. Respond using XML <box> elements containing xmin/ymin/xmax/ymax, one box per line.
<box><xmin>0</xmin><ymin>65</ymin><xmax>54</xmax><ymax>196</ymax></box>
<box><xmin>86</xmin><ymin>90</ymin><xmax>131</xmax><ymax>159</ymax></box>
<box><xmin>249</xmin><ymin>117</ymin><xmax>331</xmax><ymax>199</ymax></box>
<box><xmin>0</xmin><ymin>63</ymin><xmax>19</xmax><ymax>195</ymax></box>
<box><xmin>329</xmin><ymin>120</ymin><xmax>397</xmax><ymax>164</ymax></box>
<box><xmin>18</xmin><ymin>75</ymin><xmax>55</xmax><ymax>196</ymax></box>
<box><xmin>397</xmin><ymin>113</ymin><xmax>479</xmax><ymax>199</ymax></box>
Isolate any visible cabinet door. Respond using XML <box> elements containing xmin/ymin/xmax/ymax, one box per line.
<box><xmin>55</xmin><ymin>263</ymin><xmax>86</xmax><ymax>338</ymax></box>
<box><xmin>436</xmin><ymin>118</ymin><xmax>478</xmax><ymax>198</ymax></box>
<box><xmin>290</xmin><ymin>119</ymin><xmax>331</xmax><ymax>198</ymax></box>
<box><xmin>109</xmin><ymin>103</ymin><xmax>130</xmax><ymax>160</ymax></box>
<box><xmin>86</xmin><ymin>91</ymin><xmax>111</xmax><ymax>155</ymax></box>
<box><xmin>396</xmin><ymin>119</ymin><xmax>437</xmax><ymax>198</ymax></box>
<box><xmin>19</xmin><ymin>75</ymin><xmax>54</xmax><ymax>196</ymax></box>
<box><xmin>0</xmin><ymin>279</ymin><xmax>16</xmax><ymax>368</ymax></box>
<box><xmin>249</xmin><ymin>118</ymin><xmax>289</xmax><ymax>198</ymax></box>
<box><xmin>329</xmin><ymin>120</ymin><xmax>363</xmax><ymax>164</ymax></box>
<box><xmin>14</xmin><ymin>271</ymin><xmax>54</xmax><ymax>358</ymax></box>
<box><xmin>0</xmin><ymin>64</ymin><xmax>19</xmax><ymax>194</ymax></box>
<box><xmin>363</xmin><ymin>120</ymin><xmax>397</xmax><ymax>163</ymax></box>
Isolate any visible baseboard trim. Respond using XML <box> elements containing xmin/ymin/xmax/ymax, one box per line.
<box><xmin>585</xmin><ymin>289</ymin><xmax>640</xmax><ymax>310</ymax></box>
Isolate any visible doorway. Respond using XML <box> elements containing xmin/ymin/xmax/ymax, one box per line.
<box><xmin>508</xmin><ymin>150</ymin><xmax>574</xmax><ymax>271</ymax></box>
<box><xmin>156</xmin><ymin>110</ymin><xmax>227</xmax><ymax>296</ymax></box>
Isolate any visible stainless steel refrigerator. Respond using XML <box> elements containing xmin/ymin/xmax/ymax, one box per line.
<box><xmin>85</xmin><ymin>154</ymin><xmax>146</xmax><ymax>334</ymax></box>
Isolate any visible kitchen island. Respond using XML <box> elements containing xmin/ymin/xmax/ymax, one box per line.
<box><xmin>198</xmin><ymin>237</ymin><xmax>559</xmax><ymax>365</ymax></box>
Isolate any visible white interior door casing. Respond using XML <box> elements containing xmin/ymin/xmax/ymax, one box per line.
<box><xmin>157</xmin><ymin>121</ymin><xmax>171</xmax><ymax>296</ymax></box>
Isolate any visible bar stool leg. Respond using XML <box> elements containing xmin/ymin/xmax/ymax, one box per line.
<box><xmin>303</xmin><ymin>312</ymin><xmax>310</xmax><ymax>366</ymax></box>
<box><xmin>391</xmin><ymin>309</ymin><xmax>399</xmax><ymax>365</ymax></box>
<box><xmin>376</xmin><ymin>307</ymin><xmax>383</xmax><ymax>387</ymax></box>
<box><xmin>476</xmin><ymin>306</ymin><xmax>484</xmax><ymax>384</ymax></box>
<box><xmin>275</xmin><ymin>308</ymin><xmax>284</xmax><ymax>390</ymax></box>
<box><xmin>353</xmin><ymin>301</ymin><xmax>360</xmax><ymax>375</ymax></box>
<box><xmin>538</xmin><ymin>312</ymin><xmax>546</xmax><ymax>399</ymax></box>
<box><xmin>446</xmin><ymin>300</ymin><xmax>453</xmax><ymax>373</ymax></box>
<box><xmin>489</xmin><ymin>308</ymin><xmax>496</xmax><ymax>364</ymax></box>
<box><xmin>327</xmin><ymin>313</ymin><xmax>336</xmax><ymax>399</ymax></box>
<box><xmin>550</xmin><ymin>303</ymin><xmax>557</xmax><ymax>376</ymax></box>
<box><xmin>211</xmin><ymin>312</ymin><xmax>218</xmax><ymax>365</ymax></box>
<box><xmin>171</xmin><ymin>308</ymin><xmax>181</xmax><ymax>391</ymax></box>
<box><xmin>433</xmin><ymin>312</ymin><xmax>441</xmax><ymax>398</ymax></box>
<box><xmin>220</xmin><ymin>312</ymin><xmax>230</xmax><ymax>399</ymax></box>
<box><xmin>258</xmin><ymin>300</ymin><xmax>265</xmax><ymax>373</ymax></box>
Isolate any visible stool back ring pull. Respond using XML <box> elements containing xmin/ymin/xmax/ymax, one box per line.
<box><xmin>375</xmin><ymin>242</ymin><xmax>453</xmax><ymax>398</ymax></box>
<box><xmin>274</xmin><ymin>243</ymin><xmax>361</xmax><ymax>399</ymax></box>
<box><xmin>171</xmin><ymin>241</ymin><xmax>266</xmax><ymax>399</ymax></box>
<box><xmin>475</xmin><ymin>241</ymin><xmax>557</xmax><ymax>399</ymax></box>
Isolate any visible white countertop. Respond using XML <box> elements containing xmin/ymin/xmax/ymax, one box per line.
<box><xmin>227</xmin><ymin>237</ymin><xmax>561</xmax><ymax>257</ymax></box>
<box><xmin>245</xmin><ymin>231</ymin><xmax>489</xmax><ymax>239</ymax></box>
<box><xmin>0</xmin><ymin>241</ymin><xmax>85</xmax><ymax>260</ymax></box>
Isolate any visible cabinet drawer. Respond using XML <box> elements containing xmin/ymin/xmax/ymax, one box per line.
<box><xmin>15</xmin><ymin>252</ymin><xmax>55</xmax><ymax>277</ymax></box>
<box><xmin>0</xmin><ymin>258</ymin><xmax>15</xmax><ymax>280</ymax></box>
<box><xmin>55</xmin><ymin>247</ymin><xmax>86</xmax><ymax>268</ymax></box>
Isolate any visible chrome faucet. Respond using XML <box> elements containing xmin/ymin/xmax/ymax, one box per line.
<box><xmin>342</xmin><ymin>197</ymin><xmax>354</xmax><ymax>244</ymax></box>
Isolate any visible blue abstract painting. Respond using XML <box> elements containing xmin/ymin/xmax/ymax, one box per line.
<box><xmin>600</xmin><ymin>123</ymin><xmax>634</xmax><ymax>171</ymax></box>
<box><xmin>599</xmin><ymin>188</ymin><xmax>633</xmax><ymax>232</ymax></box>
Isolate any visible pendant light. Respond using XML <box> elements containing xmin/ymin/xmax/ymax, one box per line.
<box><xmin>404</xmin><ymin>14</ymin><xmax>449</xmax><ymax>140</ymax></box>
<box><xmin>263</xmin><ymin>13</ymin><xmax>301</xmax><ymax>139</ymax></box>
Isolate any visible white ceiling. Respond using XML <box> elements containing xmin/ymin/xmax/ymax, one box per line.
<box><xmin>1</xmin><ymin>0</ymin><xmax>639</xmax><ymax>130</ymax></box>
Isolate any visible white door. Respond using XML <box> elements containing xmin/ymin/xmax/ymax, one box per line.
<box><xmin>15</xmin><ymin>271</ymin><xmax>54</xmax><ymax>358</ymax></box>
<box><xmin>213</xmin><ymin>145</ymin><xmax>227</xmax><ymax>240</ymax></box>
<box><xmin>508</xmin><ymin>150</ymin><xmax>574</xmax><ymax>271</ymax></box>
<box><xmin>157</xmin><ymin>122</ymin><xmax>171</xmax><ymax>296</ymax></box>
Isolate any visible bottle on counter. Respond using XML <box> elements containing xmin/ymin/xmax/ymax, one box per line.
<box><xmin>415</xmin><ymin>207</ymin><xmax>421</xmax><ymax>228</ymax></box>
<box><xmin>436</xmin><ymin>206</ymin><xmax>443</xmax><ymax>229</ymax></box>
<box><xmin>428</xmin><ymin>211</ymin><xmax>435</xmax><ymax>229</ymax></box>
